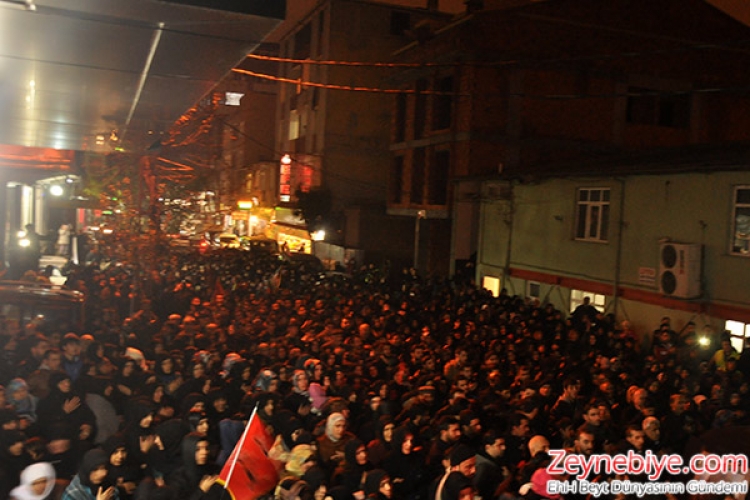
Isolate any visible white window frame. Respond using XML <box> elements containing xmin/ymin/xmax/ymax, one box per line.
<box><xmin>731</xmin><ymin>186</ymin><xmax>750</xmax><ymax>256</ymax></box>
<box><xmin>569</xmin><ymin>289</ymin><xmax>606</xmax><ymax>314</ymax></box>
<box><xmin>575</xmin><ymin>187</ymin><xmax>610</xmax><ymax>242</ymax></box>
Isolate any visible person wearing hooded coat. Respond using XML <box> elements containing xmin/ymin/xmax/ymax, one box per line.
<box><xmin>102</xmin><ymin>435</ymin><xmax>141</xmax><ymax>500</ymax></box>
<box><xmin>363</xmin><ymin>469</ymin><xmax>392</xmax><ymax>500</ymax></box>
<box><xmin>366</xmin><ymin>417</ymin><xmax>395</xmax><ymax>468</ymax></box>
<box><xmin>36</xmin><ymin>371</ymin><xmax>95</xmax><ymax>442</ymax></box>
<box><xmin>61</xmin><ymin>448</ymin><xmax>118</xmax><ymax>500</ymax></box>
<box><xmin>121</xmin><ymin>397</ymin><xmax>168</xmax><ymax>480</ymax></box>
<box><xmin>10</xmin><ymin>461</ymin><xmax>56</xmax><ymax>500</ymax></box>
<box><xmin>331</xmin><ymin>438</ymin><xmax>372</xmax><ymax>498</ymax></box>
<box><xmin>382</xmin><ymin>426</ymin><xmax>426</xmax><ymax>500</ymax></box>
<box><xmin>0</xmin><ymin>429</ymin><xmax>32</xmax><ymax>498</ymax></box>
<box><xmin>165</xmin><ymin>432</ymin><xmax>222</xmax><ymax>500</ymax></box>
<box><xmin>151</xmin><ymin>417</ymin><xmax>191</xmax><ymax>478</ymax></box>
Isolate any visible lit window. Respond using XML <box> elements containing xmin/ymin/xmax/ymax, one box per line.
<box><xmin>289</xmin><ymin>110</ymin><xmax>300</xmax><ymax>140</ymax></box>
<box><xmin>225</xmin><ymin>92</ymin><xmax>244</xmax><ymax>106</ymax></box>
<box><xmin>482</xmin><ymin>276</ymin><xmax>500</xmax><ymax>297</ymax></box>
<box><xmin>731</xmin><ymin>186</ymin><xmax>750</xmax><ymax>256</ymax></box>
<box><xmin>569</xmin><ymin>289</ymin><xmax>606</xmax><ymax>314</ymax></box>
<box><xmin>726</xmin><ymin>320</ymin><xmax>750</xmax><ymax>353</ymax></box>
<box><xmin>575</xmin><ymin>187</ymin><xmax>610</xmax><ymax>242</ymax></box>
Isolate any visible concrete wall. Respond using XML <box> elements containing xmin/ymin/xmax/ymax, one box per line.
<box><xmin>476</xmin><ymin>171</ymin><xmax>750</xmax><ymax>343</ymax></box>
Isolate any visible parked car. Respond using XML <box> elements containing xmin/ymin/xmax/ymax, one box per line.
<box><xmin>243</xmin><ymin>237</ymin><xmax>279</xmax><ymax>255</ymax></box>
<box><xmin>0</xmin><ymin>281</ymin><xmax>85</xmax><ymax>332</ymax></box>
<box><xmin>217</xmin><ymin>234</ymin><xmax>241</xmax><ymax>249</ymax></box>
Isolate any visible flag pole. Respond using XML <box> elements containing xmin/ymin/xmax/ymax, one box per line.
<box><xmin>223</xmin><ymin>403</ymin><xmax>260</xmax><ymax>492</ymax></box>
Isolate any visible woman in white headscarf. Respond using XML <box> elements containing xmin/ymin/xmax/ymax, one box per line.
<box><xmin>317</xmin><ymin>412</ymin><xmax>354</xmax><ymax>475</ymax></box>
<box><xmin>10</xmin><ymin>462</ymin><xmax>56</xmax><ymax>500</ymax></box>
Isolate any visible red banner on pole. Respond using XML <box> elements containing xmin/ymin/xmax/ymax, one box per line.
<box><xmin>217</xmin><ymin>409</ymin><xmax>279</xmax><ymax>500</ymax></box>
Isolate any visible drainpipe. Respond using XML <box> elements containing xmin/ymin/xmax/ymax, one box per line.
<box><xmin>502</xmin><ymin>182</ymin><xmax>515</xmax><ymax>290</ymax></box>
<box><xmin>612</xmin><ymin>178</ymin><xmax>626</xmax><ymax>316</ymax></box>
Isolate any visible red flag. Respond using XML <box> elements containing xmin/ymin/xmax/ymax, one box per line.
<box><xmin>218</xmin><ymin>409</ymin><xmax>280</xmax><ymax>500</ymax></box>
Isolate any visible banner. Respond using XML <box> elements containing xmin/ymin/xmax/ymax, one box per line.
<box><xmin>218</xmin><ymin>408</ymin><xmax>280</xmax><ymax>500</ymax></box>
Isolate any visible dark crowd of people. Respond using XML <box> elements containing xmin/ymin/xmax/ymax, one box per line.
<box><xmin>0</xmin><ymin>245</ymin><xmax>748</xmax><ymax>500</ymax></box>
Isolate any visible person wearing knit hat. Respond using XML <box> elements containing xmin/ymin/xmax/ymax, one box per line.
<box><xmin>10</xmin><ymin>462</ymin><xmax>56</xmax><ymax>500</ymax></box>
<box><xmin>61</xmin><ymin>448</ymin><xmax>116</xmax><ymax>500</ymax></box>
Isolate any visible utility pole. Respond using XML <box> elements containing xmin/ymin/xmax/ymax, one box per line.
<box><xmin>414</xmin><ymin>209</ymin><xmax>426</xmax><ymax>270</ymax></box>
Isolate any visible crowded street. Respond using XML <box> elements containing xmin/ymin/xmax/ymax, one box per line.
<box><xmin>0</xmin><ymin>243</ymin><xmax>747</xmax><ymax>499</ymax></box>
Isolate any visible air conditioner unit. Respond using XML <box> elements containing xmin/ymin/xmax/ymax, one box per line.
<box><xmin>658</xmin><ymin>242</ymin><xmax>702</xmax><ymax>299</ymax></box>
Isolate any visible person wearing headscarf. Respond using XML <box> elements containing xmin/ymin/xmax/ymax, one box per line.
<box><xmin>0</xmin><ymin>429</ymin><xmax>31</xmax><ymax>498</ymax></box>
<box><xmin>165</xmin><ymin>432</ymin><xmax>222</xmax><ymax>500</ymax></box>
<box><xmin>332</xmin><ymin>438</ymin><xmax>372</xmax><ymax>499</ymax></box>
<box><xmin>10</xmin><ymin>461</ymin><xmax>56</xmax><ymax>500</ymax></box>
<box><xmin>36</xmin><ymin>372</ymin><xmax>95</xmax><ymax>442</ymax></box>
<box><xmin>61</xmin><ymin>448</ymin><xmax>118</xmax><ymax>500</ymax></box>
<box><xmin>6</xmin><ymin>378</ymin><xmax>38</xmax><ymax>426</ymax></box>
<box><xmin>317</xmin><ymin>412</ymin><xmax>354</xmax><ymax>480</ymax></box>
<box><xmin>154</xmin><ymin>354</ymin><xmax>178</xmax><ymax>386</ymax></box>
<box><xmin>363</xmin><ymin>469</ymin><xmax>392</xmax><ymax>500</ymax></box>
<box><xmin>382</xmin><ymin>426</ymin><xmax>427</xmax><ymax>500</ymax></box>
<box><xmin>366</xmin><ymin>417</ymin><xmax>395</xmax><ymax>468</ymax></box>
<box><xmin>151</xmin><ymin>417</ymin><xmax>191</xmax><ymax>478</ymax></box>
<box><xmin>121</xmin><ymin>398</ymin><xmax>157</xmax><ymax>473</ymax></box>
<box><xmin>102</xmin><ymin>435</ymin><xmax>140</xmax><ymax>500</ymax></box>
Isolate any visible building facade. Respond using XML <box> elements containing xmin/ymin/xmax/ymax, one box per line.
<box><xmin>274</xmin><ymin>0</ymin><xmax>453</xmax><ymax>269</ymax></box>
<box><xmin>458</xmin><ymin>0</ymin><xmax>750</xmax><ymax>345</ymax></box>
<box><xmin>388</xmin><ymin>0</ymin><xmax>750</xmax><ymax>277</ymax></box>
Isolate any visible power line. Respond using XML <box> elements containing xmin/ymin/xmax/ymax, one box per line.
<box><xmin>232</xmin><ymin>68</ymin><xmax>466</xmax><ymax>96</ymax></box>
<box><xmin>233</xmin><ymin>66</ymin><xmax>750</xmax><ymax>99</ymax></box>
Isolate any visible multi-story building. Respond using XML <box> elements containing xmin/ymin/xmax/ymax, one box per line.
<box><xmin>403</xmin><ymin>0</ymin><xmax>750</xmax><ymax>344</ymax></box>
<box><xmin>274</xmin><ymin>0</ymin><xmax>454</xmax><ymax>267</ymax></box>
<box><xmin>389</xmin><ymin>0</ymin><xmax>750</xmax><ymax>287</ymax></box>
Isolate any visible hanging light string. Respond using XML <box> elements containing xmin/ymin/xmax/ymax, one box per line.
<box><xmin>245</xmin><ymin>53</ymin><xmax>463</xmax><ymax>68</ymax></box>
<box><xmin>231</xmin><ymin>67</ymin><xmax>466</xmax><ymax>95</ymax></box>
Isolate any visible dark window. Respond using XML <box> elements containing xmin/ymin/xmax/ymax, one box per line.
<box><xmin>429</xmin><ymin>150</ymin><xmax>450</xmax><ymax>205</ymax></box>
<box><xmin>626</xmin><ymin>86</ymin><xmax>690</xmax><ymax>128</ymax></box>
<box><xmin>411</xmin><ymin>148</ymin><xmax>425</xmax><ymax>204</ymax></box>
<box><xmin>294</xmin><ymin>23</ymin><xmax>312</xmax><ymax>60</ymax></box>
<box><xmin>432</xmin><ymin>76</ymin><xmax>453</xmax><ymax>131</ymax></box>
<box><xmin>395</xmin><ymin>93</ymin><xmax>407</xmax><ymax>142</ymax></box>
<box><xmin>391</xmin><ymin>156</ymin><xmax>404</xmax><ymax>204</ymax></box>
<box><xmin>390</xmin><ymin>11</ymin><xmax>410</xmax><ymax>35</ymax></box>
<box><xmin>414</xmin><ymin>79</ymin><xmax>427</xmax><ymax>139</ymax></box>
<box><xmin>317</xmin><ymin>10</ymin><xmax>325</xmax><ymax>56</ymax></box>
